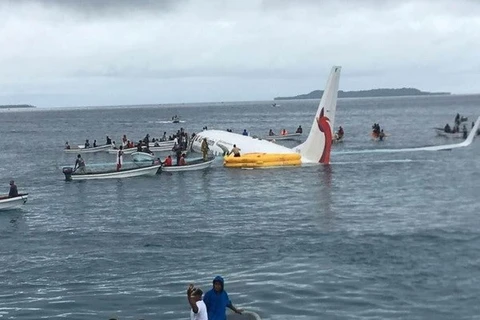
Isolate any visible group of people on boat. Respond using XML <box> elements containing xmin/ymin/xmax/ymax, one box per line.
<box><xmin>443</xmin><ymin>113</ymin><xmax>469</xmax><ymax>137</ymax></box>
<box><xmin>267</xmin><ymin>125</ymin><xmax>302</xmax><ymax>136</ymax></box>
<box><xmin>372</xmin><ymin>123</ymin><xmax>386</xmax><ymax>141</ymax></box>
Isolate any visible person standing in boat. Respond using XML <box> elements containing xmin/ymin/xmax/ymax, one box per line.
<box><xmin>8</xmin><ymin>180</ymin><xmax>18</xmax><ymax>198</ymax></box>
<box><xmin>74</xmin><ymin>154</ymin><xmax>86</xmax><ymax>174</ymax></box>
<box><xmin>187</xmin><ymin>284</ymin><xmax>208</xmax><ymax>320</ymax></box>
<box><xmin>201</xmin><ymin>138</ymin><xmax>209</xmax><ymax>161</ymax></box>
<box><xmin>106</xmin><ymin>136</ymin><xmax>112</xmax><ymax>145</ymax></box>
<box><xmin>203</xmin><ymin>276</ymin><xmax>242</xmax><ymax>320</ymax></box>
<box><xmin>93</xmin><ymin>140</ymin><xmax>97</xmax><ymax>148</ymax></box>
<box><xmin>65</xmin><ymin>141</ymin><xmax>70</xmax><ymax>149</ymax></box>
<box><xmin>116</xmin><ymin>146</ymin><xmax>124</xmax><ymax>171</ymax></box>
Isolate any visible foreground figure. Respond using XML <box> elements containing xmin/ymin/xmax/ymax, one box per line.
<box><xmin>204</xmin><ymin>276</ymin><xmax>242</xmax><ymax>320</ymax></box>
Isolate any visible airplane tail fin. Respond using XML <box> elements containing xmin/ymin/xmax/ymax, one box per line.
<box><xmin>295</xmin><ymin>66</ymin><xmax>341</xmax><ymax>164</ymax></box>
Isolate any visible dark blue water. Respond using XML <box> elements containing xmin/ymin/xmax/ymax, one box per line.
<box><xmin>1</xmin><ymin>95</ymin><xmax>479</xmax><ymax>320</ymax></box>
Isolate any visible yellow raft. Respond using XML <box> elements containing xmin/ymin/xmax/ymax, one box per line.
<box><xmin>223</xmin><ymin>153</ymin><xmax>302</xmax><ymax>168</ymax></box>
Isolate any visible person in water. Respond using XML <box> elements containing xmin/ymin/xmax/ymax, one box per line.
<box><xmin>296</xmin><ymin>125</ymin><xmax>302</xmax><ymax>134</ymax></box>
<box><xmin>187</xmin><ymin>284</ymin><xmax>208</xmax><ymax>320</ymax></box>
<box><xmin>203</xmin><ymin>276</ymin><xmax>242</xmax><ymax>320</ymax></box>
<box><xmin>379</xmin><ymin>129</ymin><xmax>386</xmax><ymax>141</ymax></box>
<box><xmin>337</xmin><ymin>126</ymin><xmax>344</xmax><ymax>138</ymax></box>
<box><xmin>201</xmin><ymin>138</ymin><xmax>209</xmax><ymax>161</ymax></box>
<box><xmin>8</xmin><ymin>180</ymin><xmax>18</xmax><ymax>198</ymax></box>
<box><xmin>230</xmin><ymin>145</ymin><xmax>241</xmax><ymax>157</ymax></box>
<box><xmin>74</xmin><ymin>154</ymin><xmax>86</xmax><ymax>174</ymax></box>
<box><xmin>242</xmin><ymin>129</ymin><xmax>248</xmax><ymax>136</ymax></box>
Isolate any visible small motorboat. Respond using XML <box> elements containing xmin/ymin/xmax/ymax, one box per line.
<box><xmin>131</xmin><ymin>152</ymin><xmax>155</xmax><ymax>162</ymax></box>
<box><xmin>0</xmin><ymin>193</ymin><xmax>28</xmax><ymax>210</ymax></box>
<box><xmin>64</xmin><ymin>144</ymin><xmax>112</xmax><ymax>154</ymax></box>
<box><xmin>227</xmin><ymin>311</ymin><xmax>262</xmax><ymax>320</ymax></box>
<box><xmin>434</xmin><ymin>128</ymin><xmax>467</xmax><ymax>139</ymax></box>
<box><xmin>264</xmin><ymin>133</ymin><xmax>302</xmax><ymax>141</ymax></box>
<box><xmin>62</xmin><ymin>163</ymin><xmax>161</xmax><ymax>180</ymax></box>
<box><xmin>160</xmin><ymin>156</ymin><xmax>215</xmax><ymax>173</ymax></box>
<box><xmin>148</xmin><ymin>140</ymin><xmax>175</xmax><ymax>148</ymax></box>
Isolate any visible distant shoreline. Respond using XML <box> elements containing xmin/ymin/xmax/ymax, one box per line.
<box><xmin>0</xmin><ymin>104</ymin><xmax>36</xmax><ymax>109</ymax></box>
<box><xmin>274</xmin><ymin>88</ymin><xmax>451</xmax><ymax>100</ymax></box>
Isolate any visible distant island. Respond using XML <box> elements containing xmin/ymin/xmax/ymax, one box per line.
<box><xmin>0</xmin><ymin>104</ymin><xmax>36</xmax><ymax>109</ymax></box>
<box><xmin>274</xmin><ymin>88</ymin><xmax>451</xmax><ymax>100</ymax></box>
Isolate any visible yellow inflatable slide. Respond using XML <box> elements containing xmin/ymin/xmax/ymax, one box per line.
<box><xmin>223</xmin><ymin>153</ymin><xmax>301</xmax><ymax>168</ymax></box>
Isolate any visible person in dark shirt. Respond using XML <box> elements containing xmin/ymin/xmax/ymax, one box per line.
<box><xmin>8</xmin><ymin>180</ymin><xmax>18</xmax><ymax>198</ymax></box>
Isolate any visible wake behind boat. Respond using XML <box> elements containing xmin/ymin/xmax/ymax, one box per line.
<box><xmin>0</xmin><ymin>193</ymin><xmax>28</xmax><ymax>210</ymax></box>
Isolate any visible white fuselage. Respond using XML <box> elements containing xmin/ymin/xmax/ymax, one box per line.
<box><xmin>191</xmin><ymin>130</ymin><xmax>314</xmax><ymax>163</ymax></box>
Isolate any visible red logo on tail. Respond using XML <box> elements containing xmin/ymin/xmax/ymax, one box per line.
<box><xmin>316</xmin><ymin>108</ymin><xmax>332</xmax><ymax>164</ymax></box>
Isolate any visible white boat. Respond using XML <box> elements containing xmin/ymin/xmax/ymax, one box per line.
<box><xmin>227</xmin><ymin>311</ymin><xmax>262</xmax><ymax>320</ymax></box>
<box><xmin>62</xmin><ymin>164</ymin><xmax>161</xmax><ymax>180</ymax></box>
<box><xmin>107</xmin><ymin>147</ymin><xmax>137</xmax><ymax>155</ymax></box>
<box><xmin>161</xmin><ymin>157</ymin><xmax>215</xmax><ymax>173</ymax></box>
<box><xmin>148</xmin><ymin>140</ymin><xmax>175</xmax><ymax>148</ymax></box>
<box><xmin>0</xmin><ymin>194</ymin><xmax>28</xmax><ymax>210</ymax></box>
<box><xmin>434</xmin><ymin>128</ymin><xmax>467</xmax><ymax>139</ymax></box>
<box><xmin>264</xmin><ymin>133</ymin><xmax>302</xmax><ymax>141</ymax></box>
<box><xmin>64</xmin><ymin>144</ymin><xmax>112</xmax><ymax>154</ymax></box>
<box><xmin>131</xmin><ymin>152</ymin><xmax>155</xmax><ymax>162</ymax></box>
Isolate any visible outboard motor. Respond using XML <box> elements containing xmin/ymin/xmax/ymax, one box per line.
<box><xmin>62</xmin><ymin>167</ymin><xmax>73</xmax><ymax>181</ymax></box>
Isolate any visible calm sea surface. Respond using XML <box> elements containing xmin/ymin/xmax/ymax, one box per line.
<box><xmin>0</xmin><ymin>95</ymin><xmax>479</xmax><ymax>320</ymax></box>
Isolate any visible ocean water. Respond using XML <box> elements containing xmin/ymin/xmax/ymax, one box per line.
<box><xmin>0</xmin><ymin>95</ymin><xmax>479</xmax><ymax>320</ymax></box>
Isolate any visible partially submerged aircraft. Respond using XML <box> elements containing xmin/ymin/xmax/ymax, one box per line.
<box><xmin>191</xmin><ymin>66</ymin><xmax>342</xmax><ymax>167</ymax></box>
<box><xmin>191</xmin><ymin>65</ymin><xmax>479</xmax><ymax>168</ymax></box>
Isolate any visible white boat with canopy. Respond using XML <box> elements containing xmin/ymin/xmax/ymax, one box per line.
<box><xmin>0</xmin><ymin>194</ymin><xmax>28</xmax><ymax>210</ymax></box>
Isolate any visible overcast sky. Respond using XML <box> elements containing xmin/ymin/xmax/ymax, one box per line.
<box><xmin>1</xmin><ymin>0</ymin><xmax>479</xmax><ymax>107</ymax></box>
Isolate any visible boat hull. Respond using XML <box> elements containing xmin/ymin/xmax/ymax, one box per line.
<box><xmin>64</xmin><ymin>144</ymin><xmax>112</xmax><ymax>154</ymax></box>
<box><xmin>434</xmin><ymin>128</ymin><xmax>466</xmax><ymax>139</ymax></box>
<box><xmin>0</xmin><ymin>194</ymin><xmax>28</xmax><ymax>210</ymax></box>
<box><xmin>161</xmin><ymin>157</ymin><xmax>214</xmax><ymax>172</ymax></box>
<box><xmin>131</xmin><ymin>152</ymin><xmax>155</xmax><ymax>162</ymax></box>
<box><xmin>62</xmin><ymin>165</ymin><xmax>161</xmax><ymax>180</ymax></box>
<box><xmin>264</xmin><ymin>133</ymin><xmax>302</xmax><ymax>141</ymax></box>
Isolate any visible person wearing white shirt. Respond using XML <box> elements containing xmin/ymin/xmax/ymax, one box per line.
<box><xmin>187</xmin><ymin>284</ymin><xmax>208</xmax><ymax>320</ymax></box>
